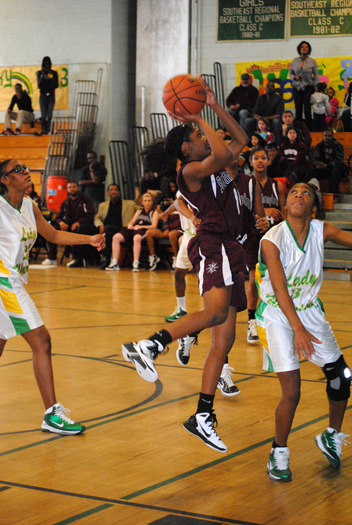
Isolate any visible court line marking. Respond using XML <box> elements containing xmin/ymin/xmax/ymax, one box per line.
<box><xmin>0</xmin><ymin>479</ymin><xmax>262</xmax><ymax>525</ymax></box>
<box><xmin>52</xmin><ymin>504</ymin><xmax>114</xmax><ymax>525</ymax></box>
<box><xmin>121</xmin><ymin>406</ymin><xmax>352</xmax><ymax>501</ymax></box>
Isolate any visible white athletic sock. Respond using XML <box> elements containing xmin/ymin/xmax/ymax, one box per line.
<box><xmin>177</xmin><ymin>297</ymin><xmax>186</xmax><ymax>311</ymax></box>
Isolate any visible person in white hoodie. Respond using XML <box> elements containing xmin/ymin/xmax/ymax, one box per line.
<box><xmin>311</xmin><ymin>82</ymin><xmax>330</xmax><ymax>132</ymax></box>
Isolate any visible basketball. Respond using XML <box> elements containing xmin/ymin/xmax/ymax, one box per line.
<box><xmin>162</xmin><ymin>74</ymin><xmax>207</xmax><ymax>116</ymax></box>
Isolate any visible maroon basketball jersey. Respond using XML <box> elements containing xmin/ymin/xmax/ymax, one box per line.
<box><xmin>235</xmin><ymin>172</ymin><xmax>256</xmax><ymax>247</ymax></box>
<box><xmin>257</xmin><ymin>176</ymin><xmax>281</xmax><ymax>226</ymax></box>
<box><xmin>176</xmin><ymin>164</ymin><xmax>242</xmax><ymax>240</ymax></box>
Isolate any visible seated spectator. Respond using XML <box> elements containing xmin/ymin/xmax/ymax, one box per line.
<box><xmin>241</xmin><ymin>133</ymin><xmax>267</xmax><ymax>175</ymax></box>
<box><xmin>138</xmin><ymin>171</ymin><xmax>162</xmax><ymax>204</ymax></box>
<box><xmin>145</xmin><ymin>212</ymin><xmax>183</xmax><ymax>271</ymax></box>
<box><xmin>24</xmin><ymin>183</ymin><xmax>41</xmax><ymax>209</ymax></box>
<box><xmin>140</xmin><ymin>138</ymin><xmax>178</xmax><ymax>201</ymax></box>
<box><xmin>79</xmin><ymin>151</ymin><xmax>107</xmax><ymax>212</ymax></box>
<box><xmin>276</xmin><ymin>109</ymin><xmax>312</xmax><ymax>147</ymax></box>
<box><xmin>341</xmin><ymin>84</ymin><xmax>352</xmax><ymax>132</ymax></box>
<box><xmin>246</xmin><ymin>81</ymin><xmax>285</xmax><ymax>140</ymax></box>
<box><xmin>311</xmin><ymin>82</ymin><xmax>330</xmax><ymax>132</ymax></box>
<box><xmin>226</xmin><ymin>73</ymin><xmax>259</xmax><ymax>131</ymax></box>
<box><xmin>267</xmin><ymin>142</ymin><xmax>291</xmax><ymax>196</ymax></box>
<box><xmin>216</xmin><ymin>126</ymin><xmax>230</xmax><ymax>140</ymax></box>
<box><xmin>42</xmin><ymin>181</ymin><xmax>96</xmax><ymax>267</ymax></box>
<box><xmin>106</xmin><ymin>193</ymin><xmax>159</xmax><ymax>272</ymax></box>
<box><xmin>3</xmin><ymin>83</ymin><xmax>35</xmax><ymax>135</ymax></box>
<box><xmin>278</xmin><ymin>127</ymin><xmax>308</xmax><ymax>184</ymax></box>
<box><xmin>325</xmin><ymin>87</ymin><xmax>339</xmax><ymax>128</ymax></box>
<box><xmin>95</xmin><ymin>183</ymin><xmax>139</xmax><ymax>270</ymax></box>
<box><xmin>256</xmin><ymin>117</ymin><xmax>274</xmax><ymax>143</ymax></box>
<box><xmin>306</xmin><ymin>128</ymin><xmax>348</xmax><ymax>201</ymax></box>
<box><xmin>160</xmin><ymin>180</ymin><xmax>177</xmax><ymax>211</ymax></box>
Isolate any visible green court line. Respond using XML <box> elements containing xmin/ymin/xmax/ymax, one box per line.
<box><xmin>52</xmin><ymin>504</ymin><xmax>113</xmax><ymax>525</ymax></box>
<box><xmin>121</xmin><ymin>405</ymin><xmax>352</xmax><ymax>501</ymax></box>
<box><xmin>0</xmin><ymin>479</ymin><xmax>261</xmax><ymax>525</ymax></box>
<box><xmin>0</xmin><ymin>369</ymin><xmax>332</xmax><ymax>456</ymax></box>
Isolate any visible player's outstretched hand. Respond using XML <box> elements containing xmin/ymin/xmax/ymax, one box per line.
<box><xmin>197</xmin><ymin>75</ymin><xmax>217</xmax><ymax>106</ymax></box>
<box><xmin>293</xmin><ymin>326</ymin><xmax>321</xmax><ymax>360</ymax></box>
<box><xmin>167</xmin><ymin>109</ymin><xmax>201</xmax><ymax>123</ymax></box>
<box><xmin>91</xmin><ymin>233</ymin><xmax>106</xmax><ymax>251</ymax></box>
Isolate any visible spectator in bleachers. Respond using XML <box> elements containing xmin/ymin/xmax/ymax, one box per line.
<box><xmin>306</xmin><ymin>128</ymin><xmax>348</xmax><ymax>202</ymax></box>
<box><xmin>256</xmin><ymin>117</ymin><xmax>274</xmax><ymax>143</ymax></box>
<box><xmin>325</xmin><ymin>87</ymin><xmax>339</xmax><ymax>128</ymax></box>
<box><xmin>42</xmin><ymin>181</ymin><xmax>96</xmax><ymax>267</ymax></box>
<box><xmin>138</xmin><ymin>171</ymin><xmax>162</xmax><ymax>204</ymax></box>
<box><xmin>289</xmin><ymin>41</ymin><xmax>319</xmax><ymax>130</ymax></box>
<box><xmin>226</xmin><ymin>73</ymin><xmax>259</xmax><ymax>132</ymax></box>
<box><xmin>311</xmin><ymin>82</ymin><xmax>330</xmax><ymax>132</ymax></box>
<box><xmin>140</xmin><ymin>138</ymin><xmax>178</xmax><ymax>203</ymax></box>
<box><xmin>267</xmin><ymin>142</ymin><xmax>291</xmax><ymax>196</ymax></box>
<box><xmin>36</xmin><ymin>56</ymin><xmax>58</xmax><ymax>135</ymax></box>
<box><xmin>341</xmin><ymin>84</ymin><xmax>352</xmax><ymax>132</ymax></box>
<box><xmin>240</xmin><ymin>132</ymin><xmax>266</xmax><ymax>175</ymax></box>
<box><xmin>79</xmin><ymin>151</ymin><xmax>107</xmax><ymax>212</ymax></box>
<box><xmin>276</xmin><ymin>110</ymin><xmax>312</xmax><ymax>148</ymax></box>
<box><xmin>94</xmin><ymin>183</ymin><xmax>139</xmax><ymax>270</ymax></box>
<box><xmin>246</xmin><ymin>81</ymin><xmax>285</xmax><ymax>140</ymax></box>
<box><xmin>3</xmin><ymin>83</ymin><xmax>35</xmax><ymax>135</ymax></box>
<box><xmin>145</xmin><ymin>211</ymin><xmax>183</xmax><ymax>271</ymax></box>
<box><xmin>24</xmin><ymin>183</ymin><xmax>41</xmax><ymax>209</ymax></box>
<box><xmin>106</xmin><ymin>192</ymin><xmax>159</xmax><ymax>272</ymax></box>
<box><xmin>278</xmin><ymin>127</ymin><xmax>308</xmax><ymax>184</ymax></box>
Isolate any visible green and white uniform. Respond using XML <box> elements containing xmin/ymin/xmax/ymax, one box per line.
<box><xmin>255</xmin><ymin>218</ymin><xmax>341</xmax><ymax>372</ymax></box>
<box><xmin>0</xmin><ymin>195</ymin><xmax>43</xmax><ymax>339</ymax></box>
<box><xmin>175</xmin><ymin>191</ymin><xmax>196</xmax><ymax>270</ymax></box>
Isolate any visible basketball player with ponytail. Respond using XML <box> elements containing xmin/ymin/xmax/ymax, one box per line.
<box><xmin>122</xmin><ymin>78</ymin><xmax>249</xmax><ymax>453</ymax></box>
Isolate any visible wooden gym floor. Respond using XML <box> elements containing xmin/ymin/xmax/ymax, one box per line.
<box><xmin>1</xmin><ymin>262</ymin><xmax>352</xmax><ymax>525</ymax></box>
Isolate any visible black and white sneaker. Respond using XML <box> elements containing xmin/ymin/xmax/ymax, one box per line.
<box><xmin>217</xmin><ymin>364</ymin><xmax>240</xmax><ymax>396</ymax></box>
<box><xmin>247</xmin><ymin>319</ymin><xmax>259</xmax><ymax>343</ymax></box>
<box><xmin>176</xmin><ymin>334</ymin><xmax>198</xmax><ymax>365</ymax></box>
<box><xmin>183</xmin><ymin>411</ymin><xmax>227</xmax><ymax>453</ymax></box>
<box><xmin>121</xmin><ymin>340</ymin><xmax>160</xmax><ymax>382</ymax></box>
<box><xmin>149</xmin><ymin>254</ymin><xmax>160</xmax><ymax>271</ymax></box>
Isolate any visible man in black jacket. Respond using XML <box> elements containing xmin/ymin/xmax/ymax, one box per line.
<box><xmin>307</xmin><ymin>128</ymin><xmax>348</xmax><ymax>200</ymax></box>
<box><xmin>3</xmin><ymin>84</ymin><xmax>35</xmax><ymax>135</ymax></box>
<box><xmin>246</xmin><ymin>81</ymin><xmax>285</xmax><ymax>139</ymax></box>
<box><xmin>42</xmin><ymin>182</ymin><xmax>97</xmax><ymax>267</ymax></box>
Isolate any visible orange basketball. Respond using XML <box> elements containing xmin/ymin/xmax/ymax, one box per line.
<box><xmin>162</xmin><ymin>74</ymin><xmax>207</xmax><ymax>116</ymax></box>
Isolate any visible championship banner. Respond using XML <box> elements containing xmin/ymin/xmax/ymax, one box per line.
<box><xmin>236</xmin><ymin>56</ymin><xmax>352</xmax><ymax>107</ymax></box>
<box><xmin>290</xmin><ymin>0</ymin><xmax>352</xmax><ymax>37</ymax></box>
<box><xmin>0</xmin><ymin>65</ymin><xmax>68</xmax><ymax>111</ymax></box>
<box><xmin>217</xmin><ymin>0</ymin><xmax>286</xmax><ymax>41</ymax></box>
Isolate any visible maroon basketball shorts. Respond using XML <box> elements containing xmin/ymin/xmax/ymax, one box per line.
<box><xmin>187</xmin><ymin>233</ymin><xmax>247</xmax><ymax>312</ymax></box>
<box><xmin>120</xmin><ymin>227</ymin><xmax>147</xmax><ymax>243</ymax></box>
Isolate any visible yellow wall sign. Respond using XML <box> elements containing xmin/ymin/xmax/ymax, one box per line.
<box><xmin>0</xmin><ymin>65</ymin><xmax>68</xmax><ymax>111</ymax></box>
<box><xmin>237</xmin><ymin>56</ymin><xmax>352</xmax><ymax>107</ymax></box>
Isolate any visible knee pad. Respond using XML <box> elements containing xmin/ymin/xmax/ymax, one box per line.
<box><xmin>323</xmin><ymin>355</ymin><xmax>351</xmax><ymax>401</ymax></box>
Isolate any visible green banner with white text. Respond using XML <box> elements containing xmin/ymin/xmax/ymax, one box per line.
<box><xmin>218</xmin><ymin>0</ymin><xmax>286</xmax><ymax>41</ymax></box>
<box><xmin>290</xmin><ymin>0</ymin><xmax>352</xmax><ymax>37</ymax></box>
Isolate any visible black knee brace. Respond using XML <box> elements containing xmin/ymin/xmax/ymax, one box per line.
<box><xmin>323</xmin><ymin>355</ymin><xmax>351</xmax><ymax>401</ymax></box>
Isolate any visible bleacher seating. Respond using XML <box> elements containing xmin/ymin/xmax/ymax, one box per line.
<box><xmin>0</xmin><ymin>123</ymin><xmax>49</xmax><ymax>195</ymax></box>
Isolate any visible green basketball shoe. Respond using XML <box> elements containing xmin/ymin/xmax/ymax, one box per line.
<box><xmin>41</xmin><ymin>403</ymin><xmax>85</xmax><ymax>435</ymax></box>
<box><xmin>315</xmin><ymin>428</ymin><xmax>349</xmax><ymax>468</ymax></box>
<box><xmin>165</xmin><ymin>307</ymin><xmax>187</xmax><ymax>322</ymax></box>
<box><xmin>267</xmin><ymin>447</ymin><xmax>292</xmax><ymax>482</ymax></box>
